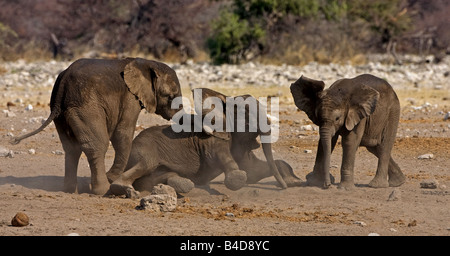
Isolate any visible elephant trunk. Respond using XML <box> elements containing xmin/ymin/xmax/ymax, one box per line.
<box><xmin>262</xmin><ymin>141</ymin><xmax>287</xmax><ymax>189</ymax></box>
<box><xmin>319</xmin><ymin>126</ymin><xmax>334</xmax><ymax>188</ymax></box>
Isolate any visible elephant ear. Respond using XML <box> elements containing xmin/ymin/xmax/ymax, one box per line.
<box><xmin>290</xmin><ymin>75</ymin><xmax>325</xmax><ymax>125</ymax></box>
<box><xmin>192</xmin><ymin>88</ymin><xmax>230</xmax><ymax>140</ymax></box>
<box><xmin>345</xmin><ymin>85</ymin><xmax>380</xmax><ymax>131</ymax></box>
<box><xmin>123</xmin><ymin>58</ymin><xmax>159</xmax><ymax>113</ymax></box>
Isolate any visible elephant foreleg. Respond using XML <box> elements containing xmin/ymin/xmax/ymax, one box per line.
<box><xmin>306</xmin><ymin>135</ymin><xmax>338</xmax><ymax>187</ymax></box>
<box><xmin>214</xmin><ymin>151</ymin><xmax>247</xmax><ymax>191</ymax></box>
<box><xmin>107</xmin><ymin>125</ymin><xmax>137</xmax><ymax>183</ymax></box>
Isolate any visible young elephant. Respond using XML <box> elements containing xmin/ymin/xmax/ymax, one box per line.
<box><xmin>130</xmin><ymin>149</ymin><xmax>300</xmax><ymax>196</ymax></box>
<box><xmin>110</xmin><ymin>89</ymin><xmax>296</xmax><ymax>197</ymax></box>
<box><xmin>11</xmin><ymin>58</ymin><xmax>182</xmax><ymax>195</ymax></box>
<box><xmin>290</xmin><ymin>74</ymin><xmax>406</xmax><ymax>189</ymax></box>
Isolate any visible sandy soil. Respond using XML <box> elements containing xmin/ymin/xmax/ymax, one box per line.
<box><xmin>0</xmin><ymin>83</ymin><xmax>449</xmax><ymax>236</ymax></box>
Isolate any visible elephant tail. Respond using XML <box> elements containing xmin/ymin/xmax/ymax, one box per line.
<box><xmin>10</xmin><ymin>110</ymin><xmax>60</xmax><ymax>145</ymax></box>
<box><xmin>10</xmin><ymin>70</ymin><xmax>66</xmax><ymax>145</ymax></box>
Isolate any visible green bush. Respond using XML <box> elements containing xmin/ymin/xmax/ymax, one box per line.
<box><xmin>207</xmin><ymin>0</ymin><xmax>411</xmax><ymax>65</ymax></box>
<box><xmin>207</xmin><ymin>9</ymin><xmax>265</xmax><ymax>64</ymax></box>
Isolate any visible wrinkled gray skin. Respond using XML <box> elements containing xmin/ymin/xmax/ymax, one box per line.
<box><xmin>110</xmin><ymin>89</ymin><xmax>301</xmax><ymax>197</ymax></box>
<box><xmin>290</xmin><ymin>74</ymin><xmax>406</xmax><ymax>189</ymax></box>
<box><xmin>11</xmin><ymin>58</ymin><xmax>182</xmax><ymax>195</ymax></box>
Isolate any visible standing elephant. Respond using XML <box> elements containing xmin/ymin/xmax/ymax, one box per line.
<box><xmin>109</xmin><ymin>88</ymin><xmax>300</xmax><ymax>197</ymax></box>
<box><xmin>290</xmin><ymin>74</ymin><xmax>406</xmax><ymax>189</ymax></box>
<box><xmin>11</xmin><ymin>58</ymin><xmax>182</xmax><ymax>195</ymax></box>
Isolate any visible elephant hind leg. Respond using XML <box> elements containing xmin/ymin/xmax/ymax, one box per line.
<box><xmin>66</xmin><ymin>111</ymin><xmax>110</xmax><ymax>195</ymax></box>
<box><xmin>387</xmin><ymin>157</ymin><xmax>406</xmax><ymax>187</ymax></box>
<box><xmin>133</xmin><ymin>168</ymin><xmax>195</xmax><ymax>194</ymax></box>
<box><xmin>366</xmin><ymin>146</ymin><xmax>405</xmax><ymax>187</ymax></box>
<box><xmin>55</xmin><ymin>118</ymin><xmax>82</xmax><ymax>193</ymax></box>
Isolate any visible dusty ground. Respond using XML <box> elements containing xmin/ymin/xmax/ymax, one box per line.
<box><xmin>0</xmin><ymin>80</ymin><xmax>449</xmax><ymax>236</ymax></box>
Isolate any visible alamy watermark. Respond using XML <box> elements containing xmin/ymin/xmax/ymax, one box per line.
<box><xmin>170</xmin><ymin>89</ymin><xmax>279</xmax><ymax>143</ymax></box>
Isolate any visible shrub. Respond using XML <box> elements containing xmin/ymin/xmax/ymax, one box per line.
<box><xmin>207</xmin><ymin>8</ymin><xmax>265</xmax><ymax>64</ymax></box>
<box><xmin>207</xmin><ymin>0</ymin><xmax>412</xmax><ymax>65</ymax></box>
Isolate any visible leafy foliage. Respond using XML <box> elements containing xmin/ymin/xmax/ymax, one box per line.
<box><xmin>207</xmin><ymin>10</ymin><xmax>265</xmax><ymax>64</ymax></box>
<box><xmin>207</xmin><ymin>0</ymin><xmax>412</xmax><ymax>64</ymax></box>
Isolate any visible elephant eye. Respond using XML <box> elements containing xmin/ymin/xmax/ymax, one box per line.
<box><xmin>335</xmin><ymin>116</ymin><xmax>340</xmax><ymax>121</ymax></box>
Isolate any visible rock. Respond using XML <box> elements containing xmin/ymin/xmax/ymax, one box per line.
<box><xmin>6</xmin><ymin>111</ymin><xmax>16</xmax><ymax>117</ymax></box>
<box><xmin>300</xmin><ymin>125</ymin><xmax>313</xmax><ymax>131</ymax></box>
<box><xmin>417</xmin><ymin>153</ymin><xmax>434</xmax><ymax>159</ymax></box>
<box><xmin>444</xmin><ymin>112</ymin><xmax>450</xmax><ymax>121</ymax></box>
<box><xmin>0</xmin><ymin>146</ymin><xmax>14</xmax><ymax>158</ymax></box>
<box><xmin>52</xmin><ymin>150</ymin><xmax>64</xmax><ymax>155</ymax></box>
<box><xmin>25</xmin><ymin>104</ymin><xmax>33</xmax><ymax>111</ymax></box>
<box><xmin>420</xmin><ymin>179</ymin><xmax>439</xmax><ymax>189</ymax></box>
<box><xmin>388</xmin><ymin>189</ymin><xmax>401</xmax><ymax>201</ymax></box>
<box><xmin>304</xmin><ymin>149</ymin><xmax>313</xmax><ymax>154</ymax></box>
<box><xmin>28</xmin><ymin>149</ymin><xmax>36</xmax><ymax>155</ymax></box>
<box><xmin>0</xmin><ymin>146</ymin><xmax>10</xmax><ymax>157</ymax></box>
<box><xmin>354</xmin><ymin>221</ymin><xmax>367</xmax><ymax>227</ymax></box>
<box><xmin>11</xmin><ymin>212</ymin><xmax>29</xmax><ymax>227</ymax></box>
<box><xmin>138</xmin><ymin>184</ymin><xmax>177</xmax><ymax>212</ymax></box>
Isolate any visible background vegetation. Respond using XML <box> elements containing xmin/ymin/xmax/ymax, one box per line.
<box><xmin>0</xmin><ymin>0</ymin><xmax>448</xmax><ymax>64</ymax></box>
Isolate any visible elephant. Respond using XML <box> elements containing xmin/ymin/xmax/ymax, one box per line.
<box><xmin>129</xmin><ymin>148</ymin><xmax>301</xmax><ymax>196</ymax></box>
<box><xmin>290</xmin><ymin>74</ymin><xmax>406</xmax><ymax>189</ymax></box>
<box><xmin>109</xmin><ymin>88</ymin><xmax>301</xmax><ymax>197</ymax></box>
<box><xmin>11</xmin><ymin>58</ymin><xmax>182</xmax><ymax>195</ymax></box>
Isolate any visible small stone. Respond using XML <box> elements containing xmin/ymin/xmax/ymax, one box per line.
<box><xmin>0</xmin><ymin>146</ymin><xmax>10</xmax><ymax>157</ymax></box>
<box><xmin>408</xmin><ymin>220</ymin><xmax>417</xmax><ymax>227</ymax></box>
<box><xmin>304</xmin><ymin>149</ymin><xmax>313</xmax><ymax>154</ymax></box>
<box><xmin>300</xmin><ymin>125</ymin><xmax>313</xmax><ymax>131</ymax></box>
<box><xmin>225</xmin><ymin>212</ymin><xmax>235</xmax><ymax>217</ymax></box>
<box><xmin>67</xmin><ymin>233</ymin><xmax>80</xmax><ymax>236</ymax></box>
<box><xmin>444</xmin><ymin>112</ymin><xmax>450</xmax><ymax>121</ymax></box>
<box><xmin>25</xmin><ymin>104</ymin><xmax>33</xmax><ymax>111</ymax></box>
<box><xmin>11</xmin><ymin>212</ymin><xmax>29</xmax><ymax>227</ymax></box>
<box><xmin>420</xmin><ymin>179</ymin><xmax>439</xmax><ymax>189</ymax></box>
<box><xmin>417</xmin><ymin>153</ymin><xmax>434</xmax><ymax>159</ymax></box>
<box><xmin>28</xmin><ymin>149</ymin><xmax>36</xmax><ymax>155</ymax></box>
<box><xmin>6</xmin><ymin>111</ymin><xmax>16</xmax><ymax>117</ymax></box>
<box><xmin>368</xmin><ymin>233</ymin><xmax>380</xmax><ymax>236</ymax></box>
<box><xmin>354</xmin><ymin>221</ymin><xmax>367</xmax><ymax>227</ymax></box>
<box><xmin>388</xmin><ymin>189</ymin><xmax>401</xmax><ymax>201</ymax></box>
<box><xmin>52</xmin><ymin>150</ymin><xmax>64</xmax><ymax>155</ymax></box>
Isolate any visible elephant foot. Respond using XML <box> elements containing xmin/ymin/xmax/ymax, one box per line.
<box><xmin>368</xmin><ymin>177</ymin><xmax>389</xmax><ymax>188</ymax></box>
<box><xmin>110</xmin><ymin>183</ymin><xmax>140</xmax><ymax>198</ymax></box>
<box><xmin>337</xmin><ymin>180</ymin><xmax>355</xmax><ymax>190</ymax></box>
<box><xmin>276</xmin><ymin>161</ymin><xmax>303</xmax><ymax>187</ymax></box>
<box><xmin>167</xmin><ymin>176</ymin><xmax>195</xmax><ymax>193</ymax></box>
<box><xmin>306</xmin><ymin>171</ymin><xmax>335</xmax><ymax>188</ymax></box>
<box><xmin>63</xmin><ymin>183</ymin><xmax>78</xmax><ymax>194</ymax></box>
<box><xmin>91</xmin><ymin>183</ymin><xmax>111</xmax><ymax>195</ymax></box>
<box><xmin>283</xmin><ymin>176</ymin><xmax>303</xmax><ymax>187</ymax></box>
<box><xmin>388</xmin><ymin>172</ymin><xmax>406</xmax><ymax>187</ymax></box>
<box><xmin>224</xmin><ymin>170</ymin><xmax>247</xmax><ymax>191</ymax></box>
